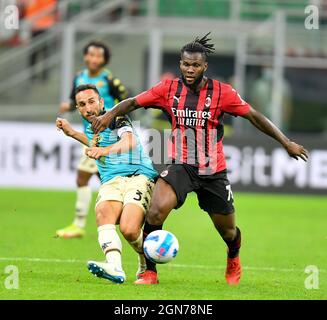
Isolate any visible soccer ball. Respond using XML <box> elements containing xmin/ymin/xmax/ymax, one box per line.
<box><xmin>143</xmin><ymin>230</ymin><xmax>179</xmax><ymax>264</ymax></box>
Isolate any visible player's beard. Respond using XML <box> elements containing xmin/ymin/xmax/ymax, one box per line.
<box><xmin>83</xmin><ymin>112</ymin><xmax>94</xmax><ymax>122</ymax></box>
<box><xmin>82</xmin><ymin>108</ymin><xmax>105</xmax><ymax>123</ymax></box>
<box><xmin>181</xmin><ymin>72</ymin><xmax>204</xmax><ymax>91</ymax></box>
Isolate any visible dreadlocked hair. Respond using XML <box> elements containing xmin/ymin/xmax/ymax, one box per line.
<box><xmin>181</xmin><ymin>32</ymin><xmax>215</xmax><ymax>60</ymax></box>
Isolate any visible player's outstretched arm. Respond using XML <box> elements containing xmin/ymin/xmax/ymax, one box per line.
<box><xmin>242</xmin><ymin>107</ymin><xmax>309</xmax><ymax>161</ymax></box>
<box><xmin>56</xmin><ymin>118</ymin><xmax>89</xmax><ymax>146</ymax></box>
<box><xmin>91</xmin><ymin>98</ymin><xmax>139</xmax><ymax>133</ymax></box>
<box><xmin>85</xmin><ymin>132</ymin><xmax>136</xmax><ymax>159</ymax></box>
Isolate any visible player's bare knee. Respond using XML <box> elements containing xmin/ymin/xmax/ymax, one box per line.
<box><xmin>95</xmin><ymin>211</ymin><xmax>104</xmax><ymax>226</ymax></box>
<box><xmin>77</xmin><ymin>176</ymin><xmax>88</xmax><ymax>187</ymax></box>
<box><xmin>147</xmin><ymin>206</ymin><xmax>165</xmax><ymax>225</ymax></box>
<box><xmin>119</xmin><ymin>222</ymin><xmax>137</xmax><ymax>241</ymax></box>
<box><xmin>120</xmin><ymin>225</ymin><xmax>139</xmax><ymax>242</ymax></box>
<box><xmin>95</xmin><ymin>205</ymin><xmax>108</xmax><ymax>225</ymax></box>
<box><xmin>77</xmin><ymin>171</ymin><xmax>91</xmax><ymax>187</ymax></box>
<box><xmin>219</xmin><ymin>228</ymin><xmax>236</xmax><ymax>242</ymax></box>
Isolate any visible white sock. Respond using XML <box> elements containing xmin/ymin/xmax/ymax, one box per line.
<box><xmin>129</xmin><ymin>229</ymin><xmax>144</xmax><ymax>254</ymax></box>
<box><xmin>73</xmin><ymin>186</ymin><xmax>92</xmax><ymax>228</ymax></box>
<box><xmin>98</xmin><ymin>224</ymin><xmax>122</xmax><ymax>268</ymax></box>
<box><xmin>129</xmin><ymin>230</ymin><xmax>146</xmax><ymax>267</ymax></box>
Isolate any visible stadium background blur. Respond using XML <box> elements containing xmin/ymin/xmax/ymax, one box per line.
<box><xmin>0</xmin><ymin>0</ymin><xmax>326</xmax><ymax>300</ymax></box>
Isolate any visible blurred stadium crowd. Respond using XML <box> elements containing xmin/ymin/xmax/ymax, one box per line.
<box><xmin>1</xmin><ymin>0</ymin><xmax>327</xmax><ymax>133</ymax></box>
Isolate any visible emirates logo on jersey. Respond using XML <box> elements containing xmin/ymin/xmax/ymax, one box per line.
<box><xmin>172</xmin><ymin>107</ymin><xmax>212</xmax><ymax>127</ymax></box>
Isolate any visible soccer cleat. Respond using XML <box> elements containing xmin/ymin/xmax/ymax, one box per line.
<box><xmin>56</xmin><ymin>224</ymin><xmax>85</xmax><ymax>239</ymax></box>
<box><xmin>134</xmin><ymin>270</ymin><xmax>159</xmax><ymax>285</ymax></box>
<box><xmin>225</xmin><ymin>256</ymin><xmax>242</xmax><ymax>285</ymax></box>
<box><xmin>136</xmin><ymin>254</ymin><xmax>147</xmax><ymax>279</ymax></box>
<box><xmin>87</xmin><ymin>261</ymin><xmax>126</xmax><ymax>284</ymax></box>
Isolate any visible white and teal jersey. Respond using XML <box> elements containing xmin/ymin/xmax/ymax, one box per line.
<box><xmin>69</xmin><ymin>68</ymin><xmax>129</xmax><ymax>133</ymax></box>
<box><xmin>84</xmin><ymin>115</ymin><xmax>157</xmax><ymax>184</ymax></box>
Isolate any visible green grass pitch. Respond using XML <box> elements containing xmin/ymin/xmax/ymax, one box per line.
<box><xmin>0</xmin><ymin>188</ymin><xmax>326</xmax><ymax>300</ymax></box>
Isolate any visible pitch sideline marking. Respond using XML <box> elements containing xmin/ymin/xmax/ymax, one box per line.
<box><xmin>0</xmin><ymin>257</ymin><xmax>325</xmax><ymax>273</ymax></box>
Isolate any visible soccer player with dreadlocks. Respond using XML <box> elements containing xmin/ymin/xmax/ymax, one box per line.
<box><xmin>89</xmin><ymin>33</ymin><xmax>308</xmax><ymax>285</ymax></box>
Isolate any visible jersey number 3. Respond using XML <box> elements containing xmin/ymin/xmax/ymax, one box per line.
<box><xmin>133</xmin><ymin>190</ymin><xmax>143</xmax><ymax>201</ymax></box>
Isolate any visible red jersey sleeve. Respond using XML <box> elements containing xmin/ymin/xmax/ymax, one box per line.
<box><xmin>221</xmin><ymin>84</ymin><xmax>251</xmax><ymax>116</ymax></box>
<box><xmin>135</xmin><ymin>81</ymin><xmax>167</xmax><ymax>109</ymax></box>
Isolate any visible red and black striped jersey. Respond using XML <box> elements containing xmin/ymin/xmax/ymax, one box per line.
<box><xmin>135</xmin><ymin>77</ymin><xmax>251</xmax><ymax>175</ymax></box>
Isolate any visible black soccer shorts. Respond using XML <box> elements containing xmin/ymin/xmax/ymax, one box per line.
<box><xmin>159</xmin><ymin>164</ymin><xmax>235</xmax><ymax>215</ymax></box>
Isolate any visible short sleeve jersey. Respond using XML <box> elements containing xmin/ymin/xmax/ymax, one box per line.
<box><xmin>135</xmin><ymin>78</ymin><xmax>251</xmax><ymax>174</ymax></box>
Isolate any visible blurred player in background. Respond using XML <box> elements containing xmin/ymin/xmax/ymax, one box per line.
<box><xmin>91</xmin><ymin>33</ymin><xmax>308</xmax><ymax>285</ymax></box>
<box><xmin>56</xmin><ymin>41</ymin><xmax>129</xmax><ymax>239</ymax></box>
<box><xmin>56</xmin><ymin>84</ymin><xmax>157</xmax><ymax>283</ymax></box>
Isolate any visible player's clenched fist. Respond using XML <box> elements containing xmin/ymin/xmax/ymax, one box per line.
<box><xmin>56</xmin><ymin>117</ymin><xmax>74</xmax><ymax>137</ymax></box>
<box><xmin>85</xmin><ymin>147</ymin><xmax>106</xmax><ymax>160</ymax></box>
